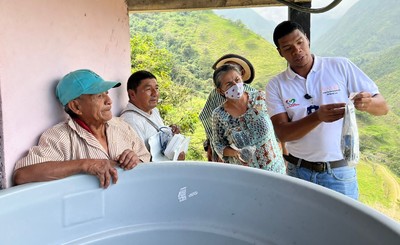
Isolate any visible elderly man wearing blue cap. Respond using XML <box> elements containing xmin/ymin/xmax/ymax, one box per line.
<box><xmin>13</xmin><ymin>69</ymin><xmax>150</xmax><ymax>188</ymax></box>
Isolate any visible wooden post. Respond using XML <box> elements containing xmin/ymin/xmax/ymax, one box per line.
<box><xmin>288</xmin><ymin>1</ymin><xmax>311</xmax><ymax>42</ymax></box>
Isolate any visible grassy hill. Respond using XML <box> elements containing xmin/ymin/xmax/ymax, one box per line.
<box><xmin>314</xmin><ymin>0</ymin><xmax>400</xmax><ymax>58</ymax></box>
<box><xmin>358</xmin><ymin>160</ymin><xmax>400</xmax><ymax>221</ymax></box>
<box><xmin>130</xmin><ymin>11</ymin><xmax>286</xmax><ymax>93</ymax></box>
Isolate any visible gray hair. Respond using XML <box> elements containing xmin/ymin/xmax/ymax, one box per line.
<box><xmin>213</xmin><ymin>64</ymin><xmax>242</xmax><ymax>89</ymax></box>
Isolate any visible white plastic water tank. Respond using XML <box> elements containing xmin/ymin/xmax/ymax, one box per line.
<box><xmin>0</xmin><ymin>162</ymin><xmax>399</xmax><ymax>244</ymax></box>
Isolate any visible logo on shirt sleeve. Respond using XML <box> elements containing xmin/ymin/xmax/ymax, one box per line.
<box><xmin>285</xmin><ymin>98</ymin><xmax>300</xmax><ymax>108</ymax></box>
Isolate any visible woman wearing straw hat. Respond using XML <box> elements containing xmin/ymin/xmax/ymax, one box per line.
<box><xmin>210</xmin><ymin>64</ymin><xmax>285</xmax><ymax>173</ymax></box>
<box><xmin>199</xmin><ymin>54</ymin><xmax>257</xmax><ymax>161</ymax></box>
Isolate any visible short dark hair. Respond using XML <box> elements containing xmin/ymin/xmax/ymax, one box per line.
<box><xmin>273</xmin><ymin>21</ymin><xmax>305</xmax><ymax>48</ymax></box>
<box><xmin>127</xmin><ymin>70</ymin><xmax>157</xmax><ymax>92</ymax></box>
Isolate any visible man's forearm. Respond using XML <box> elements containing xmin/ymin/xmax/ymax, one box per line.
<box><xmin>368</xmin><ymin>94</ymin><xmax>389</xmax><ymax>116</ymax></box>
<box><xmin>274</xmin><ymin>112</ymin><xmax>321</xmax><ymax>142</ymax></box>
<box><xmin>13</xmin><ymin>160</ymin><xmax>86</xmax><ymax>185</ymax></box>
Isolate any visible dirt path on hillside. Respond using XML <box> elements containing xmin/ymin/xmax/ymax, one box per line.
<box><xmin>372</xmin><ymin>164</ymin><xmax>400</xmax><ymax>221</ymax></box>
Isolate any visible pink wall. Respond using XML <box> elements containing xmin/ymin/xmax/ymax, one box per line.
<box><xmin>0</xmin><ymin>0</ymin><xmax>131</xmax><ymax>187</ymax></box>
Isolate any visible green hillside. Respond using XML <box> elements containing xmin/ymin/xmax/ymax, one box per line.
<box><xmin>314</xmin><ymin>0</ymin><xmax>400</xmax><ymax>58</ymax></box>
<box><xmin>358</xmin><ymin>160</ymin><xmax>400</xmax><ymax>221</ymax></box>
<box><xmin>130</xmin><ymin>11</ymin><xmax>286</xmax><ymax>93</ymax></box>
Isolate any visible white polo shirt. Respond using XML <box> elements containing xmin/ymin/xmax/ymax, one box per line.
<box><xmin>266</xmin><ymin>56</ymin><xmax>379</xmax><ymax>162</ymax></box>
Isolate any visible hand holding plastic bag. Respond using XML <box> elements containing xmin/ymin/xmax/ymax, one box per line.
<box><xmin>341</xmin><ymin>94</ymin><xmax>360</xmax><ymax>166</ymax></box>
<box><xmin>238</xmin><ymin>145</ymin><xmax>256</xmax><ymax>164</ymax></box>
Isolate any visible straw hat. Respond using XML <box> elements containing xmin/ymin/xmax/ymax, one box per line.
<box><xmin>212</xmin><ymin>54</ymin><xmax>255</xmax><ymax>84</ymax></box>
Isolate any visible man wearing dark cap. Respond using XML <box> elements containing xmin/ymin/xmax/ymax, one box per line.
<box><xmin>199</xmin><ymin>54</ymin><xmax>256</xmax><ymax>161</ymax></box>
<box><xmin>13</xmin><ymin>69</ymin><xmax>150</xmax><ymax>188</ymax></box>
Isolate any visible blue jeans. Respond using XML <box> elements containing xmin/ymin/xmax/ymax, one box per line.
<box><xmin>286</xmin><ymin>162</ymin><xmax>359</xmax><ymax>200</ymax></box>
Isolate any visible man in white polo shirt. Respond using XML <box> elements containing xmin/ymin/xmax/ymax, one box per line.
<box><xmin>266</xmin><ymin>21</ymin><xmax>389</xmax><ymax>199</ymax></box>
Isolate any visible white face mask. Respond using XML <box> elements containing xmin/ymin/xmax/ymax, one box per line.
<box><xmin>224</xmin><ymin>82</ymin><xmax>244</xmax><ymax>100</ymax></box>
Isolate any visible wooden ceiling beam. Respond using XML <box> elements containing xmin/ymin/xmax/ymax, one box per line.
<box><xmin>127</xmin><ymin>0</ymin><xmax>312</xmax><ymax>12</ymax></box>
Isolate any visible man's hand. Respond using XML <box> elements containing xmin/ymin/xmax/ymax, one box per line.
<box><xmin>169</xmin><ymin>124</ymin><xmax>181</xmax><ymax>135</ymax></box>
<box><xmin>316</xmin><ymin>103</ymin><xmax>346</xmax><ymax>122</ymax></box>
<box><xmin>353</xmin><ymin>92</ymin><xmax>372</xmax><ymax>112</ymax></box>
<box><xmin>177</xmin><ymin>151</ymin><xmax>186</xmax><ymax>160</ymax></box>
<box><xmin>84</xmin><ymin>159</ymin><xmax>118</xmax><ymax>189</ymax></box>
<box><xmin>117</xmin><ymin>149</ymin><xmax>142</xmax><ymax>170</ymax></box>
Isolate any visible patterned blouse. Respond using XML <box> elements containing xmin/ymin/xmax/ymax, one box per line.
<box><xmin>211</xmin><ymin>90</ymin><xmax>285</xmax><ymax>173</ymax></box>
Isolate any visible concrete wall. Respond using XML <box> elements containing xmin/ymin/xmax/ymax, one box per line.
<box><xmin>0</xmin><ymin>0</ymin><xmax>131</xmax><ymax>188</ymax></box>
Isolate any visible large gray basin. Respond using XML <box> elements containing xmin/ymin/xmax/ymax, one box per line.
<box><xmin>0</xmin><ymin>162</ymin><xmax>399</xmax><ymax>244</ymax></box>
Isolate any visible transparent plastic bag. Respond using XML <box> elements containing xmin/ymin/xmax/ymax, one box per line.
<box><xmin>148</xmin><ymin>127</ymin><xmax>173</xmax><ymax>162</ymax></box>
<box><xmin>158</xmin><ymin>127</ymin><xmax>173</xmax><ymax>154</ymax></box>
<box><xmin>341</xmin><ymin>99</ymin><xmax>359</xmax><ymax>166</ymax></box>
<box><xmin>239</xmin><ymin>145</ymin><xmax>256</xmax><ymax>164</ymax></box>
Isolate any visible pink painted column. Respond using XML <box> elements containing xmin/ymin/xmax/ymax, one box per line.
<box><xmin>0</xmin><ymin>0</ymin><xmax>131</xmax><ymax>188</ymax></box>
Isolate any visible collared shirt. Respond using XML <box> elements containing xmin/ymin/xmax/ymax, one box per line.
<box><xmin>15</xmin><ymin>117</ymin><xmax>150</xmax><ymax>169</ymax></box>
<box><xmin>120</xmin><ymin>102</ymin><xmax>165</xmax><ymax>151</ymax></box>
<box><xmin>266</xmin><ymin>56</ymin><xmax>379</xmax><ymax>162</ymax></box>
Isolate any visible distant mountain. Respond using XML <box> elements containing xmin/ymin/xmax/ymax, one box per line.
<box><xmin>314</xmin><ymin>0</ymin><xmax>400</xmax><ymax>57</ymax></box>
<box><xmin>213</xmin><ymin>8</ymin><xmax>344</xmax><ymax>46</ymax></box>
<box><xmin>310</xmin><ymin>15</ymin><xmax>338</xmax><ymax>45</ymax></box>
<box><xmin>213</xmin><ymin>9</ymin><xmax>276</xmax><ymax>44</ymax></box>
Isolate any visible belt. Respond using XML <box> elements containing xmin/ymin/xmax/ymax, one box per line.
<box><xmin>283</xmin><ymin>154</ymin><xmax>348</xmax><ymax>173</ymax></box>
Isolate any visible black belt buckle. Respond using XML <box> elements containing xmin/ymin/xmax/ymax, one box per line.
<box><xmin>313</xmin><ymin>162</ymin><xmax>327</xmax><ymax>172</ymax></box>
<box><xmin>303</xmin><ymin>160</ymin><xmax>325</xmax><ymax>172</ymax></box>
<box><xmin>284</xmin><ymin>154</ymin><xmax>348</xmax><ymax>172</ymax></box>
<box><xmin>284</xmin><ymin>154</ymin><xmax>329</xmax><ymax>172</ymax></box>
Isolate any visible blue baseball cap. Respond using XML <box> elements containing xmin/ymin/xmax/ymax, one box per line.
<box><xmin>56</xmin><ymin>69</ymin><xmax>121</xmax><ymax>106</ymax></box>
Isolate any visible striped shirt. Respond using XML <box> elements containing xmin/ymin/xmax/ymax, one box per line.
<box><xmin>15</xmin><ymin>117</ymin><xmax>150</xmax><ymax>169</ymax></box>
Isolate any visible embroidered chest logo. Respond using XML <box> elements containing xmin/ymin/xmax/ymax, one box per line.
<box><xmin>285</xmin><ymin>98</ymin><xmax>300</xmax><ymax>108</ymax></box>
<box><xmin>322</xmin><ymin>84</ymin><xmax>340</xmax><ymax>96</ymax></box>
